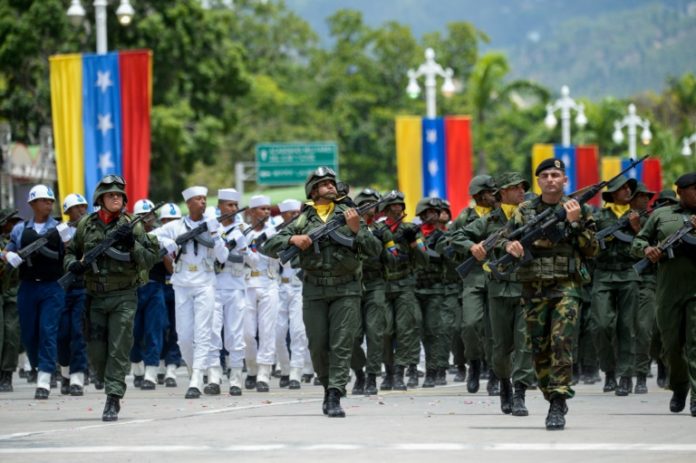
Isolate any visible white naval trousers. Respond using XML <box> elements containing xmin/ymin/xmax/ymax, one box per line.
<box><xmin>208</xmin><ymin>288</ymin><xmax>247</xmax><ymax>369</ymax></box>
<box><xmin>174</xmin><ymin>284</ymin><xmax>216</xmax><ymax>371</ymax></box>
<box><xmin>275</xmin><ymin>283</ymin><xmax>309</xmax><ymax>373</ymax></box>
<box><xmin>244</xmin><ymin>280</ymin><xmax>279</xmax><ymax>370</ymax></box>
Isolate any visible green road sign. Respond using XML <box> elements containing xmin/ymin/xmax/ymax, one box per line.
<box><xmin>255</xmin><ymin>142</ymin><xmax>338</xmax><ymax>185</ymax></box>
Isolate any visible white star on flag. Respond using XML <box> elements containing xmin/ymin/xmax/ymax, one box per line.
<box><xmin>97</xmin><ymin>113</ymin><xmax>113</xmax><ymax>136</ymax></box>
<box><xmin>99</xmin><ymin>152</ymin><xmax>115</xmax><ymax>175</ymax></box>
<box><xmin>428</xmin><ymin>159</ymin><xmax>439</xmax><ymax>176</ymax></box>
<box><xmin>426</xmin><ymin>129</ymin><xmax>437</xmax><ymax>144</ymax></box>
<box><xmin>429</xmin><ymin>188</ymin><xmax>440</xmax><ymax>197</ymax></box>
<box><xmin>95</xmin><ymin>71</ymin><xmax>113</xmax><ymax>93</ymax></box>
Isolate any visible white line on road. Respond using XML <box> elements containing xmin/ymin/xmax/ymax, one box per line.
<box><xmin>1</xmin><ymin>443</ymin><xmax>696</xmax><ymax>453</ymax></box>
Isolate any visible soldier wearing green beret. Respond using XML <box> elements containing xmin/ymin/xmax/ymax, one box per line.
<box><xmin>632</xmin><ymin>172</ymin><xmax>696</xmax><ymax>417</ymax></box>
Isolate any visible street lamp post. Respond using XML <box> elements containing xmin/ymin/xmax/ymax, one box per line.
<box><xmin>544</xmin><ymin>85</ymin><xmax>588</xmax><ymax>147</ymax></box>
<box><xmin>67</xmin><ymin>0</ymin><xmax>135</xmax><ymax>54</ymax></box>
<box><xmin>681</xmin><ymin>133</ymin><xmax>696</xmax><ymax>156</ymax></box>
<box><xmin>406</xmin><ymin>48</ymin><xmax>455</xmax><ymax>119</ymax></box>
<box><xmin>612</xmin><ymin>103</ymin><xmax>652</xmax><ymax>160</ymax></box>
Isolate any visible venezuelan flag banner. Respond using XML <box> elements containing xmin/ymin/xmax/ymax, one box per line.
<box><xmin>395</xmin><ymin>116</ymin><xmax>472</xmax><ymax>218</ymax></box>
<box><xmin>50</xmin><ymin>50</ymin><xmax>152</xmax><ymax>212</ymax></box>
<box><xmin>531</xmin><ymin>144</ymin><xmax>601</xmax><ymax>206</ymax></box>
<box><xmin>601</xmin><ymin>156</ymin><xmax>662</xmax><ymax>203</ymax></box>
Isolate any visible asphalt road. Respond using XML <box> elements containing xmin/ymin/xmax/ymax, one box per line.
<box><xmin>0</xmin><ymin>369</ymin><xmax>694</xmax><ymax>463</ymax></box>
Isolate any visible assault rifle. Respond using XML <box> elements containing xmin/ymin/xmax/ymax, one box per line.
<box><xmin>596</xmin><ymin>209</ymin><xmax>650</xmax><ymax>250</ymax></box>
<box><xmin>455</xmin><ymin>221</ymin><xmax>514</xmax><ymax>279</ymax></box>
<box><xmin>16</xmin><ymin>219</ymin><xmax>80</xmax><ymax>265</ymax></box>
<box><xmin>278</xmin><ymin>192</ymin><xmax>396</xmax><ymax>264</ymax></box>
<box><xmin>158</xmin><ymin>209</ymin><xmax>243</xmax><ymax>258</ymax></box>
<box><xmin>0</xmin><ymin>209</ymin><xmax>18</xmax><ymax>228</ymax></box>
<box><xmin>488</xmin><ymin>155</ymin><xmax>648</xmax><ymax>278</ymax></box>
<box><xmin>633</xmin><ymin>217</ymin><xmax>696</xmax><ymax>274</ymax></box>
<box><xmin>59</xmin><ymin>202</ymin><xmax>165</xmax><ymax>289</ymax></box>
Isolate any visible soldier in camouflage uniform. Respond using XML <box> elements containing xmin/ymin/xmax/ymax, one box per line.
<box><xmin>447</xmin><ymin>175</ymin><xmax>498</xmax><ymax>394</ymax></box>
<box><xmin>350</xmin><ymin>188</ymin><xmax>393</xmax><ymax>395</ymax></box>
<box><xmin>414</xmin><ymin>197</ymin><xmax>448</xmax><ymax>388</ymax></box>
<box><xmin>499</xmin><ymin>159</ymin><xmax>598</xmax><ymax>430</ymax></box>
<box><xmin>0</xmin><ymin>209</ymin><xmax>22</xmax><ymax>392</ymax></box>
<box><xmin>450</xmin><ymin>172</ymin><xmax>535</xmax><ymax>415</ymax></box>
<box><xmin>629</xmin><ymin>182</ymin><xmax>657</xmax><ymax>394</ymax></box>
<box><xmin>632</xmin><ymin>172</ymin><xmax>696</xmax><ymax>417</ymax></box>
<box><xmin>263</xmin><ymin>167</ymin><xmax>380</xmax><ymax>417</ymax></box>
<box><xmin>378</xmin><ymin>192</ymin><xmax>428</xmax><ymax>391</ymax></box>
<box><xmin>64</xmin><ymin>176</ymin><xmax>160</xmax><ymax>421</ymax></box>
<box><xmin>591</xmin><ymin>175</ymin><xmax>639</xmax><ymax>396</ymax></box>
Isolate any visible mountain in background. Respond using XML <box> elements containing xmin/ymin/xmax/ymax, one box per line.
<box><xmin>284</xmin><ymin>0</ymin><xmax>696</xmax><ymax>98</ymax></box>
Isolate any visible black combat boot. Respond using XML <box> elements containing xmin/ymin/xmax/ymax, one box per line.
<box><xmin>203</xmin><ymin>382</ymin><xmax>220</xmax><ymax>395</ymax></box>
<box><xmin>301</xmin><ymin>374</ymin><xmax>313</xmax><ymax>383</ymax></box>
<box><xmin>487</xmin><ymin>371</ymin><xmax>500</xmax><ymax>396</ymax></box>
<box><xmin>279</xmin><ymin>375</ymin><xmax>290</xmax><ymax>388</ymax></box>
<box><xmin>60</xmin><ymin>376</ymin><xmax>70</xmax><ymax>395</ymax></box>
<box><xmin>545</xmin><ymin>397</ymin><xmax>566</xmax><ymax>430</ymax></box>
<box><xmin>435</xmin><ymin>367</ymin><xmax>447</xmax><ymax>386</ymax></box>
<box><xmin>365</xmin><ymin>373</ymin><xmax>378</xmax><ymax>395</ymax></box>
<box><xmin>256</xmin><ymin>380</ymin><xmax>269</xmax><ymax>392</ymax></box>
<box><xmin>657</xmin><ymin>361</ymin><xmax>667</xmax><ymax>388</ymax></box>
<box><xmin>670</xmin><ymin>390</ymin><xmax>688</xmax><ymax>413</ymax></box>
<box><xmin>326</xmin><ymin>388</ymin><xmax>346</xmax><ymax>418</ymax></box>
<box><xmin>157</xmin><ymin>373</ymin><xmax>165</xmax><ymax>385</ymax></box>
<box><xmin>467</xmin><ymin>360</ymin><xmax>481</xmax><ymax>393</ymax></box>
<box><xmin>422</xmin><ymin>369</ymin><xmax>436</xmax><ymax>388</ymax></box>
<box><xmin>34</xmin><ymin>387</ymin><xmax>49</xmax><ymax>400</ymax></box>
<box><xmin>50</xmin><ymin>371</ymin><xmax>58</xmax><ymax>389</ymax></box>
<box><xmin>512</xmin><ymin>382</ymin><xmax>529</xmax><ymax>416</ymax></box>
<box><xmin>313</xmin><ymin>377</ymin><xmax>322</xmax><ymax>386</ymax></box>
<box><xmin>634</xmin><ymin>374</ymin><xmax>648</xmax><ymax>394</ymax></box>
<box><xmin>582</xmin><ymin>365</ymin><xmax>599</xmax><ymax>385</ymax></box>
<box><xmin>603</xmin><ymin>372</ymin><xmax>617</xmax><ymax>392</ymax></box>
<box><xmin>392</xmin><ymin>365</ymin><xmax>407</xmax><ymax>391</ymax></box>
<box><xmin>453</xmin><ymin>364</ymin><xmax>466</xmax><ymax>382</ymax></box>
<box><xmin>244</xmin><ymin>375</ymin><xmax>257</xmax><ymax>390</ymax></box>
<box><xmin>380</xmin><ymin>365</ymin><xmax>393</xmax><ymax>391</ymax></box>
<box><xmin>288</xmin><ymin>379</ymin><xmax>301</xmax><ymax>390</ymax></box>
<box><xmin>0</xmin><ymin>371</ymin><xmax>13</xmax><ymax>392</ymax></box>
<box><xmin>406</xmin><ymin>365</ymin><xmax>419</xmax><ymax>388</ymax></box>
<box><xmin>351</xmin><ymin>369</ymin><xmax>366</xmax><ymax>395</ymax></box>
<box><xmin>133</xmin><ymin>375</ymin><xmax>144</xmax><ymax>388</ymax></box>
<box><xmin>185</xmin><ymin>387</ymin><xmax>201</xmax><ymax>399</ymax></box>
<box><xmin>615</xmin><ymin>376</ymin><xmax>631</xmax><ymax>396</ymax></box>
<box><xmin>499</xmin><ymin>378</ymin><xmax>513</xmax><ymax>414</ymax></box>
<box><xmin>69</xmin><ymin>384</ymin><xmax>84</xmax><ymax>396</ymax></box>
<box><xmin>27</xmin><ymin>368</ymin><xmax>37</xmax><ymax>384</ymax></box>
<box><xmin>102</xmin><ymin>395</ymin><xmax>121</xmax><ymax>422</ymax></box>
<box><xmin>322</xmin><ymin>388</ymin><xmax>329</xmax><ymax>415</ymax></box>
<box><xmin>229</xmin><ymin>385</ymin><xmax>242</xmax><ymax>396</ymax></box>
<box><xmin>93</xmin><ymin>377</ymin><xmax>104</xmax><ymax>390</ymax></box>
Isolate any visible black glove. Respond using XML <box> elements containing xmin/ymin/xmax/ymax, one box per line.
<box><xmin>401</xmin><ymin>225</ymin><xmax>419</xmax><ymax>243</ymax></box>
<box><xmin>113</xmin><ymin>226</ymin><xmax>135</xmax><ymax>247</ymax></box>
<box><xmin>68</xmin><ymin>261</ymin><xmax>87</xmax><ymax>275</ymax></box>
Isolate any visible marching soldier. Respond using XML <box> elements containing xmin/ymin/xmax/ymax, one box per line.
<box><xmin>64</xmin><ymin>176</ymin><xmax>160</xmax><ymax>420</ymax></box>
<box><xmin>499</xmin><ymin>159</ymin><xmax>598</xmax><ymax>430</ymax></box>
<box><xmin>57</xmin><ymin>193</ymin><xmax>89</xmax><ymax>396</ymax></box>
<box><xmin>379</xmin><ymin>191</ymin><xmax>428</xmax><ymax>391</ymax></box>
<box><xmin>592</xmin><ymin>175</ymin><xmax>639</xmax><ymax>396</ymax></box>
<box><xmin>452</xmin><ymin>172</ymin><xmax>535</xmax><ymax>415</ymax></box>
<box><xmin>350</xmin><ymin>189</ymin><xmax>391</xmax><ymax>395</ymax></box>
<box><xmin>629</xmin><ymin>182</ymin><xmax>657</xmax><ymax>394</ymax></box>
<box><xmin>3</xmin><ymin>185</ymin><xmax>67</xmax><ymax>400</ymax></box>
<box><xmin>150</xmin><ymin>186</ymin><xmax>229</xmax><ymax>399</ymax></box>
<box><xmin>0</xmin><ymin>209</ymin><xmax>22</xmax><ymax>392</ymax></box>
<box><xmin>632</xmin><ymin>172</ymin><xmax>696</xmax><ymax>417</ymax></box>
<box><xmin>263</xmin><ymin>167</ymin><xmax>380</xmax><ymax>417</ymax></box>
<box><xmin>447</xmin><ymin>175</ymin><xmax>498</xmax><ymax>394</ymax></box>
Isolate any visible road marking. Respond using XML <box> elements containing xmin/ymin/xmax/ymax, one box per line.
<box><xmin>1</xmin><ymin>443</ymin><xmax>696</xmax><ymax>453</ymax></box>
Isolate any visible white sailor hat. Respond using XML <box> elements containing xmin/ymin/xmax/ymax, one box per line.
<box><xmin>182</xmin><ymin>186</ymin><xmax>208</xmax><ymax>201</ymax></box>
<box><xmin>218</xmin><ymin>188</ymin><xmax>241</xmax><ymax>202</ymax></box>
<box><xmin>249</xmin><ymin>195</ymin><xmax>271</xmax><ymax>208</ymax></box>
<box><xmin>278</xmin><ymin>199</ymin><xmax>302</xmax><ymax>213</ymax></box>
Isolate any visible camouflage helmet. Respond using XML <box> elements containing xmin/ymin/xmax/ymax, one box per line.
<box><xmin>92</xmin><ymin>175</ymin><xmax>127</xmax><ymax>206</ymax></box>
<box><xmin>354</xmin><ymin>187</ymin><xmax>381</xmax><ymax>206</ymax></box>
<box><xmin>415</xmin><ymin>197</ymin><xmax>442</xmax><ymax>216</ymax></box>
<box><xmin>630</xmin><ymin>182</ymin><xmax>656</xmax><ymax>201</ymax></box>
<box><xmin>468</xmin><ymin>175</ymin><xmax>496</xmax><ymax>195</ymax></box>
<box><xmin>304</xmin><ymin>166</ymin><xmax>337</xmax><ymax>199</ymax></box>
<box><xmin>494</xmin><ymin>172</ymin><xmax>530</xmax><ymax>192</ymax></box>
<box><xmin>653</xmin><ymin>189</ymin><xmax>678</xmax><ymax>208</ymax></box>
<box><xmin>378</xmin><ymin>190</ymin><xmax>405</xmax><ymax>212</ymax></box>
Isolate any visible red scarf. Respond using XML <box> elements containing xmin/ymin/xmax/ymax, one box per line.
<box><xmin>386</xmin><ymin>217</ymin><xmax>401</xmax><ymax>232</ymax></box>
<box><xmin>98</xmin><ymin>208</ymin><xmax>121</xmax><ymax>225</ymax></box>
<box><xmin>420</xmin><ymin>223</ymin><xmax>437</xmax><ymax>237</ymax></box>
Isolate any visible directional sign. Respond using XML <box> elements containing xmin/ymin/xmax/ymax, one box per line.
<box><xmin>255</xmin><ymin>142</ymin><xmax>338</xmax><ymax>185</ymax></box>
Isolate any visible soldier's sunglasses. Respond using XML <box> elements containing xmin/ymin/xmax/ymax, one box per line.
<box><xmin>313</xmin><ymin>167</ymin><xmax>336</xmax><ymax>177</ymax></box>
<box><xmin>101</xmin><ymin>174</ymin><xmax>126</xmax><ymax>186</ymax></box>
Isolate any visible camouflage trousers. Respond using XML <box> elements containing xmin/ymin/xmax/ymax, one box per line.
<box><xmin>522</xmin><ymin>280</ymin><xmax>580</xmax><ymax>401</ymax></box>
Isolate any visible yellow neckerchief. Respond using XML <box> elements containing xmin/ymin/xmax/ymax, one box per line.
<box><xmin>607</xmin><ymin>202</ymin><xmax>630</xmax><ymax>218</ymax></box>
<box><xmin>500</xmin><ymin>203</ymin><xmax>517</xmax><ymax>220</ymax></box>
<box><xmin>311</xmin><ymin>202</ymin><xmax>335</xmax><ymax>223</ymax></box>
<box><xmin>474</xmin><ymin>205</ymin><xmax>491</xmax><ymax>218</ymax></box>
